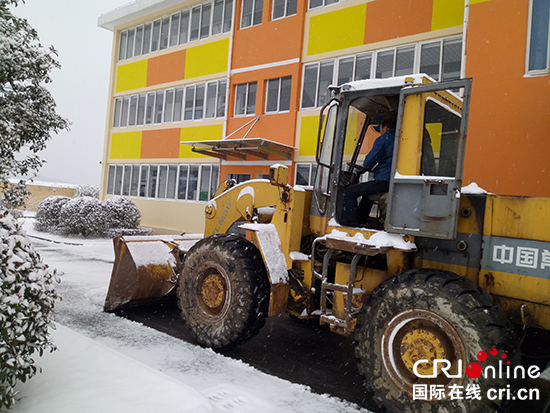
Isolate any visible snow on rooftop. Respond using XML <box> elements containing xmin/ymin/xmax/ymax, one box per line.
<box><xmin>98</xmin><ymin>0</ymin><xmax>185</xmax><ymax>31</ymax></box>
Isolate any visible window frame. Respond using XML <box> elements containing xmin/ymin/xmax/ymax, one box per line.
<box><xmin>107</xmin><ymin>163</ymin><xmax>220</xmax><ymax>202</ymax></box>
<box><xmin>308</xmin><ymin>0</ymin><xmax>340</xmax><ymax>10</ymax></box>
<box><xmin>300</xmin><ymin>36</ymin><xmax>463</xmax><ymax>109</ymax></box>
<box><xmin>272</xmin><ymin>0</ymin><xmax>297</xmax><ymax>20</ymax></box>
<box><xmin>241</xmin><ymin>0</ymin><xmax>263</xmax><ymax>29</ymax></box>
<box><xmin>117</xmin><ymin>0</ymin><xmax>234</xmax><ymax>62</ymax></box>
<box><xmin>265</xmin><ymin>76</ymin><xmax>292</xmax><ymax>113</ymax></box>
<box><xmin>526</xmin><ymin>0</ymin><xmax>550</xmax><ymax>76</ymax></box>
<box><xmin>234</xmin><ymin>81</ymin><xmax>257</xmax><ymax>116</ymax></box>
<box><xmin>112</xmin><ymin>80</ymin><xmax>228</xmax><ymax>129</ymax></box>
<box><xmin>294</xmin><ymin>163</ymin><xmax>318</xmax><ymax>186</ymax></box>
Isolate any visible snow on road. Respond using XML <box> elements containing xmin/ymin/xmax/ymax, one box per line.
<box><xmin>12</xmin><ymin>214</ymin><xmax>370</xmax><ymax>413</ymax></box>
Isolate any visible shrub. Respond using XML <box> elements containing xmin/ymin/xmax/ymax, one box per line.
<box><xmin>0</xmin><ymin>210</ymin><xmax>59</xmax><ymax>409</ymax></box>
<box><xmin>34</xmin><ymin>195</ymin><xmax>71</xmax><ymax>232</ymax></box>
<box><xmin>59</xmin><ymin>197</ymin><xmax>109</xmax><ymax>237</ymax></box>
<box><xmin>103</xmin><ymin>196</ymin><xmax>141</xmax><ymax>230</ymax></box>
<box><xmin>74</xmin><ymin>185</ymin><xmax>99</xmax><ymax>199</ymax></box>
<box><xmin>35</xmin><ymin>195</ymin><xmax>145</xmax><ymax>238</ymax></box>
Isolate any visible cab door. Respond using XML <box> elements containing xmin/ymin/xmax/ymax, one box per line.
<box><xmin>386</xmin><ymin>79</ymin><xmax>472</xmax><ymax>240</ymax></box>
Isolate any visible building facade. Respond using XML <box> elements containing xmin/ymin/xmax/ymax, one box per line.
<box><xmin>98</xmin><ymin>0</ymin><xmax>550</xmax><ymax>233</ymax></box>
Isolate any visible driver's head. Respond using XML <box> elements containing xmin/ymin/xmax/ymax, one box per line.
<box><xmin>373</xmin><ymin>113</ymin><xmax>397</xmax><ymax>133</ymax></box>
<box><xmin>376</xmin><ymin>114</ymin><xmax>397</xmax><ymax>134</ymax></box>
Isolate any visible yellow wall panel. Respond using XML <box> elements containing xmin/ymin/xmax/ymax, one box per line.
<box><xmin>471</xmin><ymin>0</ymin><xmax>490</xmax><ymax>4</ymax></box>
<box><xmin>298</xmin><ymin>116</ymin><xmax>319</xmax><ymax>157</ymax></box>
<box><xmin>185</xmin><ymin>39</ymin><xmax>229</xmax><ymax>79</ymax></box>
<box><xmin>116</xmin><ymin>60</ymin><xmax>148</xmax><ymax>93</ymax></box>
<box><xmin>432</xmin><ymin>0</ymin><xmax>464</xmax><ymax>31</ymax></box>
<box><xmin>307</xmin><ymin>4</ymin><xmax>367</xmax><ymax>56</ymax></box>
<box><xmin>179</xmin><ymin>124</ymin><xmax>223</xmax><ymax>158</ymax></box>
<box><xmin>110</xmin><ymin>131</ymin><xmax>142</xmax><ymax>159</ymax></box>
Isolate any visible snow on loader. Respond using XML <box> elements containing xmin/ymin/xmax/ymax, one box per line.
<box><xmin>105</xmin><ymin>75</ymin><xmax>550</xmax><ymax>412</ymax></box>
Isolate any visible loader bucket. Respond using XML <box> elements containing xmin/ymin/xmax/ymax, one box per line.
<box><xmin>104</xmin><ymin>235</ymin><xmax>201</xmax><ymax>312</ymax></box>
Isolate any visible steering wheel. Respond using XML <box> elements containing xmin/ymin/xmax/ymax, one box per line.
<box><xmin>347</xmin><ymin>163</ymin><xmax>367</xmax><ymax>174</ymax></box>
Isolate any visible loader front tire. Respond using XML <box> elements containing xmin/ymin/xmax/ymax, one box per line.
<box><xmin>178</xmin><ymin>234</ymin><xmax>270</xmax><ymax>349</ymax></box>
<box><xmin>354</xmin><ymin>269</ymin><xmax>518</xmax><ymax>413</ymax></box>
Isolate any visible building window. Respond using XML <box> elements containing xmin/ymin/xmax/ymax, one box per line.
<box><xmin>113</xmin><ymin>80</ymin><xmax>227</xmax><ymax>128</ymax></box>
<box><xmin>107</xmin><ymin>163</ymin><xmax>220</xmax><ymax>201</ymax></box>
<box><xmin>527</xmin><ymin>0</ymin><xmax>550</xmax><ymax>74</ymax></box>
<box><xmin>308</xmin><ymin>0</ymin><xmax>339</xmax><ymax>10</ymax></box>
<box><xmin>273</xmin><ymin>0</ymin><xmax>297</xmax><ymax>20</ymax></box>
<box><xmin>265</xmin><ymin>76</ymin><xmax>292</xmax><ymax>113</ymax></box>
<box><xmin>295</xmin><ymin>163</ymin><xmax>318</xmax><ymax>186</ymax></box>
<box><xmin>118</xmin><ymin>0</ymin><xmax>234</xmax><ymax>62</ymax></box>
<box><xmin>226</xmin><ymin>173</ymin><xmax>251</xmax><ymax>183</ymax></box>
<box><xmin>235</xmin><ymin>82</ymin><xmax>257</xmax><ymax>116</ymax></box>
<box><xmin>301</xmin><ymin>61</ymin><xmax>334</xmax><ymax>109</ymax></box>
<box><xmin>241</xmin><ymin>0</ymin><xmax>263</xmax><ymax>28</ymax></box>
<box><xmin>300</xmin><ymin>36</ymin><xmax>462</xmax><ymax>109</ymax></box>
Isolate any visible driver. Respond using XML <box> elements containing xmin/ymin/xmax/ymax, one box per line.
<box><xmin>341</xmin><ymin>114</ymin><xmax>397</xmax><ymax>226</ymax></box>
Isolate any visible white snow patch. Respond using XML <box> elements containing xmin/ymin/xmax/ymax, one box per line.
<box><xmin>271</xmin><ymin>164</ymin><xmax>288</xmax><ymax>170</ymax></box>
<box><xmin>239</xmin><ymin>223</ymin><xmax>289</xmax><ymax>284</ymax></box>
<box><xmin>12</xmin><ymin>325</ymin><xmax>214</xmax><ymax>413</ymax></box>
<box><xmin>14</xmin><ymin>215</ymin><xmax>373</xmax><ymax>413</ymax></box>
<box><xmin>290</xmin><ymin>251</ymin><xmax>309</xmax><ymax>261</ymax></box>
<box><xmin>202</xmin><ymin>384</ymin><xmax>276</xmax><ymax>413</ymax></box>
<box><xmin>461</xmin><ymin>182</ymin><xmax>490</xmax><ymax>194</ymax></box>
<box><xmin>294</xmin><ymin>185</ymin><xmax>313</xmax><ymax>192</ymax></box>
<box><xmin>394</xmin><ymin>171</ymin><xmax>454</xmax><ymax>181</ymax></box>
<box><xmin>343</xmin><ymin>74</ymin><xmax>435</xmax><ymax>92</ymax></box>
<box><xmin>326</xmin><ymin>229</ymin><xmax>416</xmax><ymax>251</ymax></box>
<box><xmin>257</xmin><ymin>207</ymin><xmax>275</xmax><ymax>216</ymax></box>
<box><xmin>125</xmin><ymin>241</ymin><xmax>176</xmax><ymax>267</ymax></box>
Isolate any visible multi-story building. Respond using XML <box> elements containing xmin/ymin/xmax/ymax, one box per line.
<box><xmin>98</xmin><ymin>0</ymin><xmax>550</xmax><ymax>233</ymax></box>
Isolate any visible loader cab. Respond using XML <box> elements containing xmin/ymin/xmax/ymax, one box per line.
<box><xmin>311</xmin><ymin>75</ymin><xmax>472</xmax><ymax>240</ymax></box>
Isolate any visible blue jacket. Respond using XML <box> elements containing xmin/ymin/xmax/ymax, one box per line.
<box><xmin>362</xmin><ymin>129</ymin><xmax>395</xmax><ymax>182</ymax></box>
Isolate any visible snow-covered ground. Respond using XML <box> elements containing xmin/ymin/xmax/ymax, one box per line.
<box><xmin>11</xmin><ymin>213</ymin><xmax>370</xmax><ymax>413</ymax></box>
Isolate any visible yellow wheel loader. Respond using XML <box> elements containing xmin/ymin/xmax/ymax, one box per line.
<box><xmin>104</xmin><ymin>75</ymin><xmax>550</xmax><ymax>412</ymax></box>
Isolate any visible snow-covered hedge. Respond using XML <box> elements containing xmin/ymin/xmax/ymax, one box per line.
<box><xmin>103</xmin><ymin>196</ymin><xmax>140</xmax><ymax>230</ymax></box>
<box><xmin>59</xmin><ymin>197</ymin><xmax>109</xmax><ymax>237</ymax></box>
<box><xmin>0</xmin><ymin>210</ymin><xmax>59</xmax><ymax>409</ymax></box>
<box><xmin>34</xmin><ymin>195</ymin><xmax>143</xmax><ymax>238</ymax></box>
<box><xmin>33</xmin><ymin>196</ymin><xmax>71</xmax><ymax>233</ymax></box>
<box><xmin>74</xmin><ymin>185</ymin><xmax>99</xmax><ymax>199</ymax></box>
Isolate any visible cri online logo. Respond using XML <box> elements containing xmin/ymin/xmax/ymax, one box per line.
<box><xmin>413</xmin><ymin>347</ymin><xmax>541</xmax><ymax>380</ymax></box>
<box><xmin>466</xmin><ymin>348</ymin><xmax>507</xmax><ymax>379</ymax></box>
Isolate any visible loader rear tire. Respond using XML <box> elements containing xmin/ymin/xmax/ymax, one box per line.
<box><xmin>354</xmin><ymin>268</ymin><xmax>518</xmax><ymax>413</ymax></box>
<box><xmin>178</xmin><ymin>234</ymin><xmax>270</xmax><ymax>349</ymax></box>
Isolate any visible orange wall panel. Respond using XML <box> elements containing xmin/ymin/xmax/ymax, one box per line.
<box><xmin>141</xmin><ymin>128</ymin><xmax>181</xmax><ymax>159</ymax></box>
<box><xmin>364</xmin><ymin>0</ymin><xmax>433</xmax><ymax>44</ymax></box>
<box><xmin>231</xmin><ymin>1</ymin><xmax>305</xmax><ymax>69</ymax></box>
<box><xmin>465</xmin><ymin>0</ymin><xmax>550</xmax><ymax>197</ymax></box>
<box><xmin>146</xmin><ymin>50</ymin><xmax>186</xmax><ymax>87</ymax></box>
<box><xmin>227</xmin><ymin>63</ymin><xmax>301</xmax><ymax>149</ymax></box>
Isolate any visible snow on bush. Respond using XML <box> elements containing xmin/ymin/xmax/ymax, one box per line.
<box><xmin>58</xmin><ymin>197</ymin><xmax>109</xmax><ymax>238</ymax></box>
<box><xmin>34</xmin><ymin>196</ymin><xmax>71</xmax><ymax>233</ymax></box>
<box><xmin>74</xmin><ymin>185</ymin><xmax>99</xmax><ymax>199</ymax></box>
<box><xmin>35</xmin><ymin>195</ymin><xmax>145</xmax><ymax>238</ymax></box>
<box><xmin>0</xmin><ymin>210</ymin><xmax>59</xmax><ymax>409</ymax></box>
<box><xmin>103</xmin><ymin>196</ymin><xmax>141</xmax><ymax>230</ymax></box>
